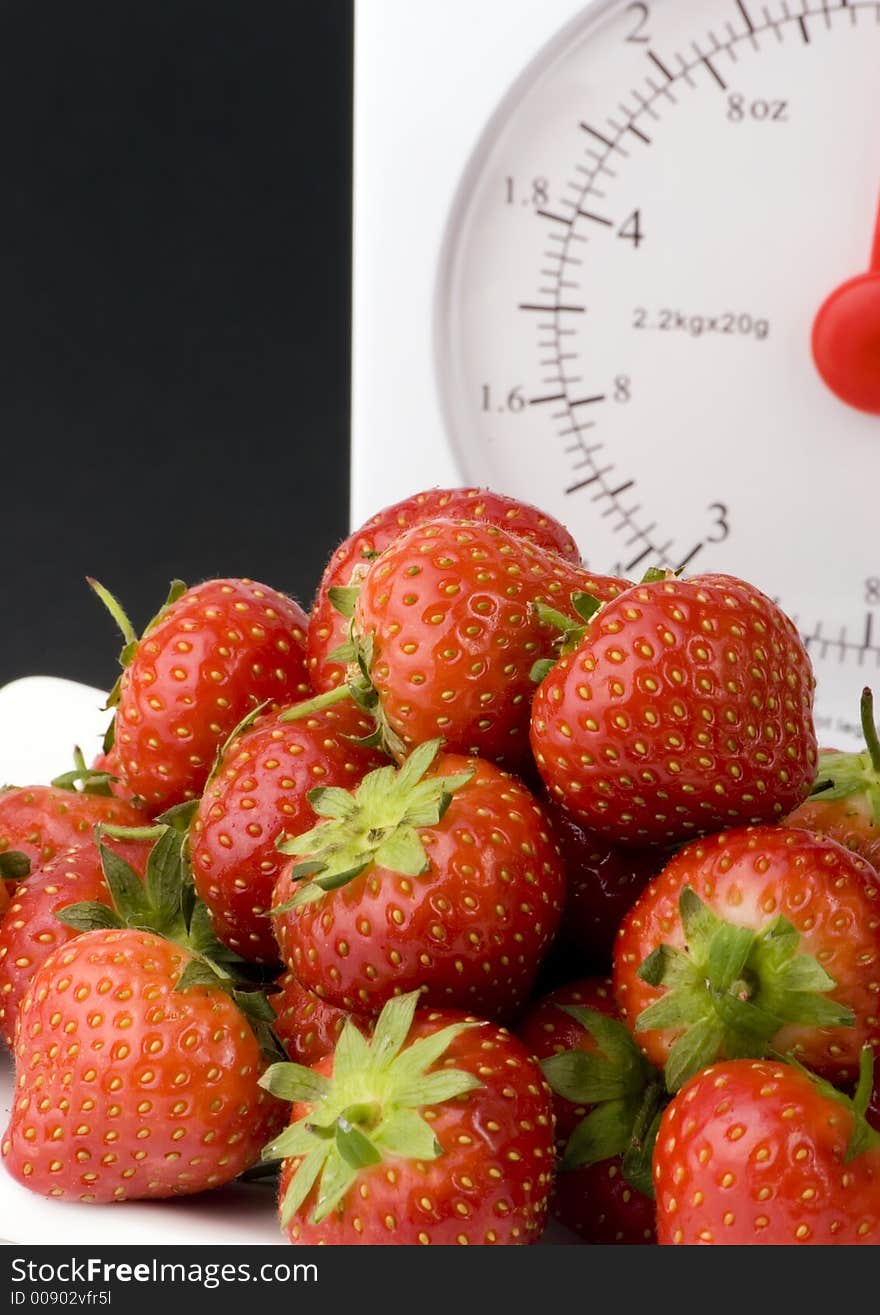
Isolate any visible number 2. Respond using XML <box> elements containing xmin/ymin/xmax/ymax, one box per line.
<box><xmin>625</xmin><ymin>2</ymin><xmax>651</xmax><ymax>42</ymax></box>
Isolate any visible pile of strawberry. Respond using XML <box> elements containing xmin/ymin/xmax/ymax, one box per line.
<box><xmin>2</xmin><ymin>485</ymin><xmax>880</xmax><ymax>1247</ymax></box>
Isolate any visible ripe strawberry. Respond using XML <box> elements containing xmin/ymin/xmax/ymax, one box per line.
<box><xmin>0</xmin><ymin>836</ymin><xmax>152</xmax><ymax>1048</ymax></box>
<box><xmin>89</xmin><ymin>748</ymin><xmax>137</xmax><ymax>803</ymax></box>
<box><xmin>614</xmin><ymin>826</ymin><xmax>880</xmax><ymax>1090</ymax></box>
<box><xmin>271</xmin><ymin>739</ymin><xmax>565</xmax><ymax>1019</ymax></box>
<box><xmin>96</xmin><ymin>577</ymin><xmax>310</xmax><ymax>811</ymax></box>
<box><xmin>340</xmin><ymin>519</ymin><xmax>628</xmax><ymax>769</ymax></box>
<box><xmin>531</xmin><ymin>573</ymin><xmax>817</xmax><ymax>844</ymax></box>
<box><xmin>2</xmin><ymin>927</ymin><xmax>284</xmax><ymax>1202</ymax></box>
<box><xmin>544</xmin><ymin>796</ymin><xmax>663</xmax><ymax>968</ymax></box>
<box><xmin>260</xmin><ymin>991</ymin><xmax>555</xmax><ymax>1244</ymax></box>
<box><xmin>654</xmin><ymin>1054</ymin><xmax>880</xmax><ymax>1245</ymax></box>
<box><xmin>518</xmin><ymin>978</ymin><xmax>660</xmax><ymax>1244</ymax></box>
<box><xmin>270</xmin><ymin>972</ymin><xmax>349</xmax><ymax>1066</ymax></box>
<box><xmin>308</xmin><ymin>488</ymin><xmax>581</xmax><ymax>694</ymax></box>
<box><xmin>191</xmin><ymin>701</ymin><xmax>385</xmax><ymax>963</ymax></box>
<box><xmin>788</xmin><ymin>687</ymin><xmax>880</xmax><ymax>870</ymax></box>
<box><xmin>0</xmin><ymin>784</ymin><xmax>145</xmax><ymax>871</ymax></box>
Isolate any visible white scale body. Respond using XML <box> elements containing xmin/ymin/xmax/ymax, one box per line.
<box><xmin>353</xmin><ymin>0</ymin><xmax>880</xmax><ymax>748</ymax></box>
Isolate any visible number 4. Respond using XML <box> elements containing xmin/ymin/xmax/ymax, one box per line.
<box><xmin>617</xmin><ymin>209</ymin><xmax>645</xmax><ymax>248</ymax></box>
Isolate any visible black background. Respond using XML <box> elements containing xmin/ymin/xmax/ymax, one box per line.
<box><xmin>0</xmin><ymin>0</ymin><xmax>353</xmax><ymax>691</ymax></box>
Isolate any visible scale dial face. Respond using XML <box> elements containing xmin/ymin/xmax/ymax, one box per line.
<box><xmin>436</xmin><ymin>0</ymin><xmax>880</xmax><ymax>746</ymax></box>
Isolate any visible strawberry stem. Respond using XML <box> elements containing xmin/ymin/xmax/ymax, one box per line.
<box><xmin>87</xmin><ymin>578</ymin><xmax>138</xmax><ymax>648</ymax></box>
<box><xmin>807</xmin><ymin>688</ymin><xmax>880</xmax><ymax>823</ymax></box>
<box><xmin>99</xmin><ymin>823</ymin><xmax>168</xmax><ymax>842</ymax></box>
<box><xmin>281</xmin><ymin>688</ymin><xmax>353</xmax><ymax>723</ymax></box>
<box><xmin>861</xmin><ymin>687</ymin><xmax>880</xmax><ymax>774</ymax></box>
<box><xmin>50</xmin><ymin>747</ymin><xmax>118</xmax><ymax>798</ymax></box>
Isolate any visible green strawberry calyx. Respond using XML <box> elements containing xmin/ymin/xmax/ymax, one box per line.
<box><xmin>280</xmin><ymin>582</ymin><xmax>399</xmax><ymax>754</ymax></box>
<box><xmin>56</xmin><ymin>822</ymin><xmax>232</xmax><ymax>965</ymax></box>
<box><xmin>273</xmin><ymin>739</ymin><xmax>474</xmax><ymax>912</ymax></box>
<box><xmin>88</xmin><ymin>578</ymin><xmax>188</xmax><ymax>740</ymax></box>
<box><xmin>635</xmin><ymin>885</ymin><xmax>855</xmax><ymax>1092</ymax></box>
<box><xmin>796</xmin><ymin>1045</ymin><xmax>880</xmax><ymax>1163</ymax></box>
<box><xmin>50</xmin><ymin>746</ymin><xmax>122</xmax><ymax>798</ymax></box>
<box><xmin>808</xmin><ymin>687</ymin><xmax>880</xmax><ymax>823</ymax></box>
<box><xmin>260</xmin><ymin>990</ymin><xmax>481</xmax><ymax>1226</ymax></box>
<box><xmin>280</xmin><ymin>598</ymin><xmax>405</xmax><ymax>759</ymax></box>
<box><xmin>541</xmin><ymin>1005</ymin><xmax>666</xmax><ymax>1198</ymax></box>
<box><xmin>54</xmin><ymin>821</ymin><xmax>282</xmax><ymax>1058</ymax></box>
<box><xmin>529</xmin><ymin>591</ymin><xmax>602</xmax><ymax>683</ymax></box>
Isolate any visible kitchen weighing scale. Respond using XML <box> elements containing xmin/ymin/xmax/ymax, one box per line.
<box><xmin>353</xmin><ymin>0</ymin><xmax>880</xmax><ymax>747</ymax></box>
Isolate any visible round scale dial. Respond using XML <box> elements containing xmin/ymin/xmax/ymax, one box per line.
<box><xmin>436</xmin><ymin>0</ymin><xmax>880</xmax><ymax>745</ymax></box>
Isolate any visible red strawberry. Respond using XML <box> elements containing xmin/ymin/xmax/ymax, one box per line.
<box><xmin>308</xmin><ymin>487</ymin><xmax>581</xmax><ymax>694</ymax></box>
<box><xmin>0</xmin><ymin>836</ymin><xmax>152</xmax><ymax>1048</ymax></box>
<box><xmin>271</xmin><ymin>739</ymin><xmax>566</xmax><ymax>1020</ymax></box>
<box><xmin>0</xmin><ymin>785</ymin><xmax>145</xmax><ymax>870</ymax></box>
<box><xmin>191</xmin><ymin>701</ymin><xmax>385</xmax><ymax>963</ymax></box>
<box><xmin>530</xmin><ymin>572</ymin><xmax>817</xmax><ymax>844</ymax></box>
<box><xmin>89</xmin><ymin>748</ymin><xmax>137</xmax><ymax>803</ymax></box>
<box><xmin>260</xmin><ymin>991</ymin><xmax>555</xmax><ymax>1244</ymax></box>
<box><xmin>788</xmin><ymin>687</ymin><xmax>880</xmax><ymax>870</ymax></box>
<box><xmin>613</xmin><ymin>826</ymin><xmax>880</xmax><ymax>1090</ymax></box>
<box><xmin>2</xmin><ymin>927</ymin><xmax>284</xmax><ymax>1202</ymax></box>
<box><xmin>544</xmin><ymin>796</ymin><xmax>663</xmax><ymax>968</ymax></box>
<box><xmin>97</xmin><ymin>577</ymin><xmax>310</xmax><ymax>811</ymax></box>
<box><xmin>654</xmin><ymin>1054</ymin><xmax>880</xmax><ymax>1245</ymax></box>
<box><xmin>270</xmin><ymin>972</ymin><xmax>349</xmax><ymax>1066</ymax></box>
<box><xmin>343</xmin><ymin>519</ymin><xmax>628</xmax><ymax>769</ymax></box>
<box><xmin>518</xmin><ymin>978</ymin><xmax>660</xmax><ymax>1244</ymax></box>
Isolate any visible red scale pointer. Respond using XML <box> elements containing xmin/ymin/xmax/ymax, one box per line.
<box><xmin>812</xmin><ymin>190</ymin><xmax>880</xmax><ymax>414</ymax></box>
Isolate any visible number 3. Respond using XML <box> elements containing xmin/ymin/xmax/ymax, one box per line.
<box><xmin>707</xmin><ymin>502</ymin><xmax>731</xmax><ymax>543</ymax></box>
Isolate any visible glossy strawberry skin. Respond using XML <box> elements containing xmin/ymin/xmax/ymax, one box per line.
<box><xmin>308</xmin><ymin>487</ymin><xmax>581</xmax><ymax>694</ymax></box>
<box><xmin>0</xmin><ymin>786</ymin><xmax>145</xmax><ymax>871</ymax></box>
<box><xmin>0</xmin><ymin>838</ymin><xmax>152</xmax><ymax>1049</ymax></box>
<box><xmin>518</xmin><ymin>978</ymin><xmax>656</xmax><ymax>1244</ymax></box>
<box><xmin>614</xmin><ymin>826</ymin><xmax>880</xmax><ymax>1084</ymax></box>
<box><xmin>355</xmin><ymin>520</ymin><xmax>629</xmax><ymax>771</ymax></box>
<box><xmin>113</xmin><ymin>578</ymin><xmax>310</xmax><ymax>811</ymax></box>
<box><xmin>788</xmin><ymin>790</ymin><xmax>880</xmax><ymax>871</ymax></box>
<box><xmin>270</xmin><ymin>972</ymin><xmax>349</xmax><ymax>1066</ymax></box>
<box><xmin>90</xmin><ymin>749</ymin><xmax>139</xmax><ymax>803</ymax></box>
<box><xmin>655</xmin><ymin>1059</ymin><xmax>880</xmax><ymax>1245</ymax></box>
<box><xmin>531</xmin><ymin>573</ymin><xmax>817</xmax><ymax>844</ymax></box>
<box><xmin>279</xmin><ymin>1011</ymin><xmax>555</xmax><ymax>1245</ymax></box>
<box><xmin>544</xmin><ymin>797</ymin><xmax>663</xmax><ymax>969</ymax></box>
<box><xmin>2</xmin><ymin>928</ymin><xmax>284</xmax><ymax>1203</ymax></box>
<box><xmin>191</xmin><ymin>703</ymin><xmax>385</xmax><ymax>963</ymax></box>
<box><xmin>272</xmin><ymin>754</ymin><xmax>566</xmax><ymax>1020</ymax></box>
